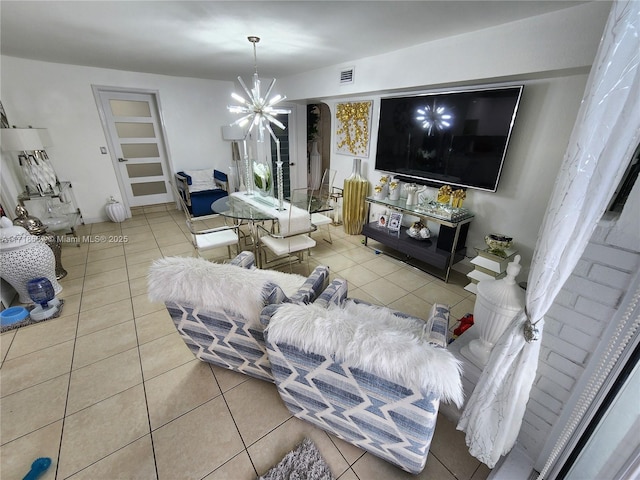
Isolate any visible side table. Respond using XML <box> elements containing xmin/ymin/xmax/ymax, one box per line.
<box><xmin>465</xmin><ymin>247</ymin><xmax>519</xmax><ymax>294</ymax></box>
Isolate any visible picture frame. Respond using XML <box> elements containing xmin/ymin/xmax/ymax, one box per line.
<box><xmin>378</xmin><ymin>214</ymin><xmax>388</xmax><ymax>228</ymax></box>
<box><xmin>388</xmin><ymin>212</ymin><xmax>403</xmax><ymax>232</ymax></box>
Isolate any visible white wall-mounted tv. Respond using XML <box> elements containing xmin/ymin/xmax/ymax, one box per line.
<box><xmin>375</xmin><ymin>85</ymin><xmax>524</xmax><ymax>192</ymax></box>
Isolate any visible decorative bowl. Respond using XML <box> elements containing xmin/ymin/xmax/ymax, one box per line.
<box><xmin>407</xmin><ymin>222</ymin><xmax>431</xmax><ymax>241</ymax></box>
<box><xmin>485</xmin><ymin>234</ymin><xmax>513</xmax><ymax>253</ymax></box>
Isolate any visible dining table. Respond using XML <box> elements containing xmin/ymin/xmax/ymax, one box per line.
<box><xmin>211</xmin><ymin>192</ymin><xmax>320</xmax><ymax>260</ymax></box>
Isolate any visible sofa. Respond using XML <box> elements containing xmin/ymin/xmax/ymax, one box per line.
<box><xmin>175</xmin><ymin>169</ymin><xmax>229</xmax><ymax>217</ymax></box>
<box><xmin>261</xmin><ymin>278</ymin><xmax>464</xmax><ymax>474</ymax></box>
<box><xmin>147</xmin><ymin>254</ymin><xmax>463</xmax><ymax>474</ymax></box>
<box><xmin>147</xmin><ymin>251</ymin><xmax>330</xmax><ymax>382</ymax></box>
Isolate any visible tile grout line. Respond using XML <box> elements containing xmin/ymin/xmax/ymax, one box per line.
<box><xmin>128</xmin><ymin>212</ymin><xmax>161</xmax><ymax>480</ymax></box>
<box><xmin>206</xmin><ymin>363</ymin><xmax>259</xmax><ymax>479</ymax></box>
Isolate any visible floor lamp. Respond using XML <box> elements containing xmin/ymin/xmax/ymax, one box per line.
<box><xmin>1</xmin><ymin>128</ymin><xmax>58</xmax><ymax>195</ymax></box>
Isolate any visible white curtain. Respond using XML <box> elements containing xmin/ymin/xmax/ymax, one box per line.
<box><xmin>457</xmin><ymin>1</ymin><xmax>640</xmax><ymax>469</ymax></box>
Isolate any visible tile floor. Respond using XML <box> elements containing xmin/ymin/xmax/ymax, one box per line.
<box><xmin>0</xmin><ymin>205</ymin><xmax>490</xmax><ymax>480</ymax></box>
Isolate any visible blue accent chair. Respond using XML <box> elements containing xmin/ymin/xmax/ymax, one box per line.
<box><xmin>175</xmin><ymin>169</ymin><xmax>229</xmax><ymax>217</ymax></box>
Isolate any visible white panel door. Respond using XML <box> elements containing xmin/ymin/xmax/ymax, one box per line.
<box><xmin>97</xmin><ymin>90</ymin><xmax>172</xmax><ymax>207</ymax></box>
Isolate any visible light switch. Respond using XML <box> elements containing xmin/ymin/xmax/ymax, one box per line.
<box><xmin>100</xmin><ymin>147</ymin><xmax>107</xmax><ymax>154</ymax></box>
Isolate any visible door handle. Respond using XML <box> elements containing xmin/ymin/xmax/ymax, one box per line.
<box><xmin>118</xmin><ymin>157</ymin><xmax>128</xmax><ymax>162</ymax></box>
<box><xmin>289</xmin><ymin>163</ymin><xmax>295</xmax><ymax>166</ymax></box>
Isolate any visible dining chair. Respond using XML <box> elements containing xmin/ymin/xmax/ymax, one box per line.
<box><xmin>258</xmin><ymin>188</ymin><xmax>317</xmax><ymax>272</ymax></box>
<box><xmin>171</xmin><ymin>181</ymin><xmax>240</xmax><ymax>259</ymax></box>
<box><xmin>311</xmin><ymin>168</ymin><xmax>336</xmax><ymax>244</ymax></box>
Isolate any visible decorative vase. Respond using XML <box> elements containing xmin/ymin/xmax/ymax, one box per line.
<box><xmin>105</xmin><ymin>196</ymin><xmax>126</xmax><ymax>223</ymax></box>
<box><xmin>0</xmin><ymin>216</ymin><xmax>62</xmax><ymax>303</ymax></box>
<box><xmin>13</xmin><ymin>205</ymin><xmax>66</xmax><ymax>280</ymax></box>
<box><xmin>310</xmin><ymin>141</ymin><xmax>322</xmax><ymax>191</ymax></box>
<box><xmin>388</xmin><ymin>179</ymin><xmax>400</xmax><ymax>200</ymax></box>
<box><xmin>462</xmin><ymin>255</ymin><xmax>525</xmax><ymax>367</ymax></box>
<box><xmin>342</xmin><ymin>158</ymin><xmax>369</xmax><ymax>235</ymax></box>
<box><xmin>253</xmin><ymin>160</ymin><xmax>272</xmax><ymax>197</ymax></box>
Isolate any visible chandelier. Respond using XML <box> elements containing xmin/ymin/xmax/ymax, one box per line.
<box><xmin>228</xmin><ymin>36</ymin><xmax>291</xmax><ymax>209</ymax></box>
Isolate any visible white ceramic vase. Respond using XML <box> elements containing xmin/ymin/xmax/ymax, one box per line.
<box><xmin>0</xmin><ymin>217</ymin><xmax>62</xmax><ymax>303</ymax></box>
<box><xmin>105</xmin><ymin>197</ymin><xmax>126</xmax><ymax>223</ymax></box>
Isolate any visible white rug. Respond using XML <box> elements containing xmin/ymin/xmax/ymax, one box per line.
<box><xmin>258</xmin><ymin>438</ymin><xmax>334</xmax><ymax>480</ymax></box>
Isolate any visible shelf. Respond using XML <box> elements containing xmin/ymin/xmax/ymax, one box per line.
<box><xmin>362</xmin><ymin>197</ymin><xmax>472</xmax><ymax>282</ymax></box>
<box><xmin>363</xmin><ymin>223</ymin><xmax>462</xmax><ymax>270</ymax></box>
<box><xmin>18</xmin><ymin>181</ymin><xmax>83</xmax><ymax>236</ymax></box>
<box><xmin>366</xmin><ymin>196</ymin><xmax>474</xmax><ymax>225</ymax></box>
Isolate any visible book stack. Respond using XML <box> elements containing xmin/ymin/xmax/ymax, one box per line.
<box><xmin>464</xmin><ymin>247</ymin><xmax>519</xmax><ymax>294</ymax></box>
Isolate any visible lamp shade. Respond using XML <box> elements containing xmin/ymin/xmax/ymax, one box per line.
<box><xmin>1</xmin><ymin>128</ymin><xmax>51</xmax><ymax>151</ymax></box>
<box><xmin>221</xmin><ymin>125</ymin><xmax>244</xmax><ymax>141</ymax></box>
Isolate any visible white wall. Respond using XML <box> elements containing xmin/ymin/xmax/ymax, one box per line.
<box><xmin>313</xmin><ymin>75</ymin><xmax>589</xmax><ymax>273</ymax></box>
<box><xmin>277</xmin><ymin>1</ymin><xmax>608</xmax><ymax>274</ymax></box>
<box><xmin>0</xmin><ymin>56</ymin><xmax>236</xmax><ymax>222</ymax></box>
<box><xmin>279</xmin><ymin>1</ymin><xmax>609</xmax><ymax>101</ymax></box>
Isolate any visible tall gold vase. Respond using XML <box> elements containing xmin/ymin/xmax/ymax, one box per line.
<box><xmin>342</xmin><ymin>158</ymin><xmax>369</xmax><ymax>235</ymax></box>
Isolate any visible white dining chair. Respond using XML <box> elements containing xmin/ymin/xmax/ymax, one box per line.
<box><xmin>311</xmin><ymin>168</ymin><xmax>336</xmax><ymax>244</ymax></box>
<box><xmin>171</xmin><ymin>181</ymin><xmax>240</xmax><ymax>259</ymax></box>
<box><xmin>258</xmin><ymin>188</ymin><xmax>317</xmax><ymax>272</ymax></box>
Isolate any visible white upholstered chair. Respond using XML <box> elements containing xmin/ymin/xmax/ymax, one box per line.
<box><xmin>171</xmin><ymin>181</ymin><xmax>240</xmax><ymax>259</ymax></box>
<box><xmin>258</xmin><ymin>188</ymin><xmax>317</xmax><ymax>272</ymax></box>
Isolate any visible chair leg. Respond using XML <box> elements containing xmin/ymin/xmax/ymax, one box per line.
<box><xmin>324</xmin><ymin>224</ymin><xmax>332</xmax><ymax>244</ymax></box>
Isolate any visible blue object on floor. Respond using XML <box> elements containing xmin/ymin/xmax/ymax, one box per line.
<box><xmin>0</xmin><ymin>306</ymin><xmax>29</xmax><ymax>327</ymax></box>
<box><xmin>23</xmin><ymin>457</ymin><xmax>51</xmax><ymax>480</ymax></box>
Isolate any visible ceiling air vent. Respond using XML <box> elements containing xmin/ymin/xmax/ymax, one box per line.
<box><xmin>340</xmin><ymin>67</ymin><xmax>354</xmax><ymax>85</ymax></box>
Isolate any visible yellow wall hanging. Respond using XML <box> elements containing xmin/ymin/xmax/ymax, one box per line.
<box><xmin>335</xmin><ymin>101</ymin><xmax>372</xmax><ymax>157</ymax></box>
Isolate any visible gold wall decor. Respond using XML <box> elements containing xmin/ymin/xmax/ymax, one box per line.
<box><xmin>335</xmin><ymin>101</ymin><xmax>372</xmax><ymax>156</ymax></box>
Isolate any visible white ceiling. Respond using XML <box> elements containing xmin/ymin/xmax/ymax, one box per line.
<box><xmin>1</xmin><ymin>1</ymin><xmax>588</xmax><ymax>82</ymax></box>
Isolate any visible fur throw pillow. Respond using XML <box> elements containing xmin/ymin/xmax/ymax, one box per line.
<box><xmin>267</xmin><ymin>299</ymin><xmax>464</xmax><ymax>407</ymax></box>
<box><xmin>148</xmin><ymin>256</ymin><xmax>307</xmax><ymax>323</ymax></box>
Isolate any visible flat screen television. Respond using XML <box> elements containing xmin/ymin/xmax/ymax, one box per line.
<box><xmin>375</xmin><ymin>85</ymin><xmax>523</xmax><ymax>192</ymax></box>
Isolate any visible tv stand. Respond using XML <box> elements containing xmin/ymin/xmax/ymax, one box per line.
<box><xmin>362</xmin><ymin>197</ymin><xmax>473</xmax><ymax>282</ymax></box>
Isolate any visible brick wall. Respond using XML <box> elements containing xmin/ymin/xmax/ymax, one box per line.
<box><xmin>517</xmin><ymin>220</ymin><xmax>640</xmax><ymax>461</ymax></box>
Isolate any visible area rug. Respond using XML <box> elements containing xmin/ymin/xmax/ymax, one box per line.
<box><xmin>258</xmin><ymin>438</ymin><xmax>335</xmax><ymax>480</ymax></box>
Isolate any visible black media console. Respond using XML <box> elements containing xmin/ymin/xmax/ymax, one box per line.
<box><xmin>361</xmin><ymin>197</ymin><xmax>474</xmax><ymax>282</ymax></box>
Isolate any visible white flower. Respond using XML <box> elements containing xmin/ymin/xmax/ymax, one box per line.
<box><xmin>253</xmin><ymin>162</ymin><xmax>271</xmax><ymax>190</ymax></box>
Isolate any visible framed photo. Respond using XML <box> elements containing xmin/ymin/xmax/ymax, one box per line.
<box><xmin>378</xmin><ymin>214</ymin><xmax>388</xmax><ymax>228</ymax></box>
<box><xmin>388</xmin><ymin>212</ymin><xmax>403</xmax><ymax>232</ymax></box>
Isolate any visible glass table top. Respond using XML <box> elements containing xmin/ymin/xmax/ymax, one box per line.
<box><xmin>211</xmin><ymin>194</ymin><xmax>278</xmax><ymax>221</ymax></box>
<box><xmin>212</xmin><ymin>193</ymin><xmax>333</xmax><ymax>221</ymax></box>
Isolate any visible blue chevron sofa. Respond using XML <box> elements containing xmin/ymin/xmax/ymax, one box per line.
<box><xmin>261</xmin><ymin>278</ymin><xmax>464</xmax><ymax>474</ymax></box>
<box><xmin>147</xmin><ymin>251</ymin><xmax>329</xmax><ymax>382</ymax></box>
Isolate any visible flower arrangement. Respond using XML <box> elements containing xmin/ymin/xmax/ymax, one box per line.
<box><xmin>253</xmin><ymin>161</ymin><xmax>272</xmax><ymax>193</ymax></box>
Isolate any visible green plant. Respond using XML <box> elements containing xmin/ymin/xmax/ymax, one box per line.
<box><xmin>307</xmin><ymin>104</ymin><xmax>320</xmax><ymax>142</ymax></box>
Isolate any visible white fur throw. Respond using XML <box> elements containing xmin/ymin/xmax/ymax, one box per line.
<box><xmin>148</xmin><ymin>256</ymin><xmax>307</xmax><ymax>326</ymax></box>
<box><xmin>267</xmin><ymin>300</ymin><xmax>464</xmax><ymax>407</ymax></box>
